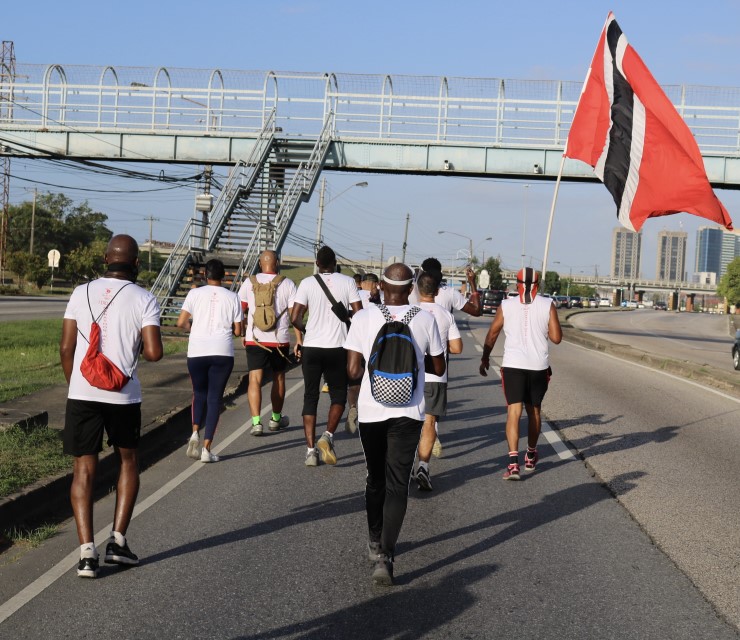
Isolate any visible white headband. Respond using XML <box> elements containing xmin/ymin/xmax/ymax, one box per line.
<box><xmin>382</xmin><ymin>275</ymin><xmax>414</xmax><ymax>285</ymax></box>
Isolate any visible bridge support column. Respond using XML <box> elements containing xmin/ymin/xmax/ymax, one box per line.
<box><xmin>686</xmin><ymin>293</ymin><xmax>696</xmax><ymax>312</ymax></box>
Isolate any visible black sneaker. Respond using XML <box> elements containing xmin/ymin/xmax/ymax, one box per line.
<box><xmin>104</xmin><ymin>539</ymin><xmax>139</xmax><ymax>566</ymax></box>
<box><xmin>77</xmin><ymin>556</ymin><xmax>99</xmax><ymax>578</ymax></box>
<box><xmin>416</xmin><ymin>466</ymin><xmax>433</xmax><ymax>491</ymax></box>
<box><xmin>371</xmin><ymin>555</ymin><xmax>394</xmax><ymax>586</ymax></box>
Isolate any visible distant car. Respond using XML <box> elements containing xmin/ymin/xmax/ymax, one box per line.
<box><xmin>654</xmin><ymin>301</ymin><xmax>667</xmax><ymax>311</ymax></box>
<box><xmin>733</xmin><ymin>330</ymin><xmax>740</xmax><ymax>371</ymax></box>
<box><xmin>599</xmin><ymin>298</ymin><xmax>611</xmax><ymax>307</ymax></box>
<box><xmin>553</xmin><ymin>295</ymin><xmax>569</xmax><ymax>309</ymax></box>
<box><xmin>569</xmin><ymin>296</ymin><xmax>583</xmax><ymax>308</ymax></box>
<box><xmin>588</xmin><ymin>297</ymin><xmax>598</xmax><ymax>308</ymax></box>
<box><xmin>481</xmin><ymin>289</ymin><xmax>506</xmax><ymax>315</ymax></box>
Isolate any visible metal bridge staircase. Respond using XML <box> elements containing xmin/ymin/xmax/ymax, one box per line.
<box><xmin>151</xmin><ymin>110</ymin><xmax>334</xmax><ymax>324</ymax></box>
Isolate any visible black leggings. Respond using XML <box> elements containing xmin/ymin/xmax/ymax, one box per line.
<box><xmin>300</xmin><ymin>346</ymin><xmax>348</xmax><ymax>415</ymax></box>
<box><xmin>187</xmin><ymin>355</ymin><xmax>234</xmax><ymax>441</ymax></box>
<box><xmin>359</xmin><ymin>417</ymin><xmax>423</xmax><ymax>559</ymax></box>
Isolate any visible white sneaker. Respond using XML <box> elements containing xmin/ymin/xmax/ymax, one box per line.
<box><xmin>345</xmin><ymin>406</ymin><xmax>358</xmax><ymax>434</ymax></box>
<box><xmin>268</xmin><ymin>415</ymin><xmax>289</xmax><ymax>431</ymax></box>
<box><xmin>200</xmin><ymin>448</ymin><xmax>219</xmax><ymax>463</ymax></box>
<box><xmin>186</xmin><ymin>433</ymin><xmax>200</xmax><ymax>459</ymax></box>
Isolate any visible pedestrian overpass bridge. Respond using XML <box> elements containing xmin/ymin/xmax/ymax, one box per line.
<box><xmin>2</xmin><ymin>64</ymin><xmax>739</xmax><ymax>319</ymax></box>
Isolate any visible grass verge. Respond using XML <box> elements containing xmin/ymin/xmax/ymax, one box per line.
<box><xmin>0</xmin><ymin>425</ymin><xmax>72</xmax><ymax>498</ymax></box>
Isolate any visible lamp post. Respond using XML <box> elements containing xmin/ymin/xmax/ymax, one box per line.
<box><xmin>521</xmin><ymin>183</ymin><xmax>529</xmax><ymax>269</ymax></box>
<box><xmin>439</xmin><ymin>231</ymin><xmax>490</xmax><ymax>265</ymax></box>
<box><xmin>314</xmin><ymin>178</ymin><xmax>368</xmax><ymax>273</ymax></box>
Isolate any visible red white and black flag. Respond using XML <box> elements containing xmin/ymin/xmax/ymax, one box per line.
<box><xmin>564</xmin><ymin>12</ymin><xmax>733</xmax><ymax>232</ymax></box>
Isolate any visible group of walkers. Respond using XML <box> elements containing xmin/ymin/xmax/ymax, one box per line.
<box><xmin>60</xmin><ymin>235</ymin><xmax>561</xmax><ymax>586</ymax></box>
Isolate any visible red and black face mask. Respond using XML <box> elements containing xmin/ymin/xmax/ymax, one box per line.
<box><xmin>516</xmin><ymin>267</ymin><xmax>539</xmax><ymax>304</ymax></box>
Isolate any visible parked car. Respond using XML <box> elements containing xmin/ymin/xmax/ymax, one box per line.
<box><xmin>654</xmin><ymin>301</ymin><xmax>667</xmax><ymax>310</ymax></box>
<box><xmin>569</xmin><ymin>296</ymin><xmax>583</xmax><ymax>308</ymax></box>
<box><xmin>599</xmin><ymin>298</ymin><xmax>611</xmax><ymax>307</ymax></box>
<box><xmin>733</xmin><ymin>330</ymin><xmax>740</xmax><ymax>371</ymax></box>
<box><xmin>553</xmin><ymin>295</ymin><xmax>569</xmax><ymax>309</ymax></box>
<box><xmin>481</xmin><ymin>289</ymin><xmax>506</xmax><ymax>315</ymax></box>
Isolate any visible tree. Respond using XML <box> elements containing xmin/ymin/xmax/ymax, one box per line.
<box><xmin>8</xmin><ymin>193</ymin><xmax>112</xmax><ymax>259</ymax></box>
<box><xmin>543</xmin><ymin>271</ymin><xmax>561</xmax><ymax>295</ymax></box>
<box><xmin>64</xmin><ymin>240</ymin><xmax>108</xmax><ymax>285</ymax></box>
<box><xmin>6</xmin><ymin>251</ymin><xmax>31</xmax><ymax>285</ymax></box>
<box><xmin>717</xmin><ymin>257</ymin><xmax>740</xmax><ymax>307</ymax></box>
<box><xmin>479</xmin><ymin>257</ymin><xmax>504</xmax><ymax>290</ymax></box>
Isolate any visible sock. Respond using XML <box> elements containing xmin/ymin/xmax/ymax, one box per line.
<box><xmin>272</xmin><ymin>412</ymin><xmax>281</xmax><ymax>422</ymax></box>
<box><xmin>508</xmin><ymin>451</ymin><xmax>519</xmax><ymax>466</ymax></box>
<box><xmin>111</xmin><ymin>531</ymin><xmax>126</xmax><ymax>547</ymax></box>
<box><xmin>307</xmin><ymin>447</ymin><xmax>316</xmax><ymax>454</ymax></box>
<box><xmin>526</xmin><ymin>446</ymin><xmax>537</xmax><ymax>457</ymax></box>
<box><xmin>80</xmin><ymin>543</ymin><xmax>97</xmax><ymax>559</ymax></box>
<box><xmin>324</xmin><ymin>431</ymin><xmax>333</xmax><ymax>441</ymax></box>
<box><xmin>190</xmin><ymin>431</ymin><xmax>199</xmax><ymax>440</ymax></box>
<box><xmin>252</xmin><ymin>416</ymin><xmax>261</xmax><ymax>426</ymax></box>
<box><xmin>418</xmin><ymin>461</ymin><xmax>429</xmax><ymax>472</ymax></box>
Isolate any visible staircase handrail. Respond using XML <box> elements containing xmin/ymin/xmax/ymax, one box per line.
<box><xmin>207</xmin><ymin>109</ymin><xmax>276</xmax><ymax>250</ymax></box>
<box><xmin>230</xmin><ymin>112</ymin><xmax>335</xmax><ymax>289</ymax></box>
<box><xmin>149</xmin><ymin>218</ymin><xmax>200</xmax><ymax>307</ymax></box>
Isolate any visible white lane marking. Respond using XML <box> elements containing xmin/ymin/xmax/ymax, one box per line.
<box><xmin>488</xmin><ymin>359</ymin><xmax>575</xmax><ymax>461</ymax></box>
<box><xmin>567</xmin><ymin>341</ymin><xmax>740</xmax><ymax>405</ymax></box>
<box><xmin>0</xmin><ymin>381</ymin><xmax>305</xmax><ymax>625</ymax></box>
<box><xmin>475</xmin><ymin>344</ymin><xmax>483</xmax><ymax>352</ymax></box>
<box><xmin>467</xmin><ymin>331</ymin><xmax>474</xmax><ymax>337</ymax></box>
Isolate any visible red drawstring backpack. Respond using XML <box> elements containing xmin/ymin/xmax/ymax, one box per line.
<box><xmin>78</xmin><ymin>282</ymin><xmax>135</xmax><ymax>392</ymax></box>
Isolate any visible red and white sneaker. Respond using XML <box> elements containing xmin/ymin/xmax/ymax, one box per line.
<box><xmin>503</xmin><ymin>463</ymin><xmax>521</xmax><ymax>481</ymax></box>
<box><xmin>524</xmin><ymin>449</ymin><xmax>538</xmax><ymax>473</ymax></box>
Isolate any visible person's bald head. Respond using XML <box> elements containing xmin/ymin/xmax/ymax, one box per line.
<box><xmin>381</xmin><ymin>263</ymin><xmax>414</xmax><ymax>304</ymax></box>
<box><xmin>259</xmin><ymin>250</ymin><xmax>279</xmax><ymax>273</ymax></box>
<box><xmin>105</xmin><ymin>234</ymin><xmax>139</xmax><ymax>267</ymax></box>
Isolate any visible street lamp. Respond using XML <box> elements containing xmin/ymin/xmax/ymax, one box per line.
<box><xmin>438</xmin><ymin>231</ymin><xmax>490</xmax><ymax>264</ymax></box>
<box><xmin>314</xmin><ymin>178</ymin><xmax>368</xmax><ymax>273</ymax></box>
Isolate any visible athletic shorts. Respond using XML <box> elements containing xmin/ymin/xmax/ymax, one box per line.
<box><xmin>63</xmin><ymin>398</ymin><xmax>142</xmax><ymax>456</ymax></box>
<box><xmin>245</xmin><ymin>344</ymin><xmax>289</xmax><ymax>373</ymax></box>
<box><xmin>500</xmin><ymin>367</ymin><xmax>550</xmax><ymax>407</ymax></box>
<box><xmin>424</xmin><ymin>381</ymin><xmax>447</xmax><ymax>417</ymax></box>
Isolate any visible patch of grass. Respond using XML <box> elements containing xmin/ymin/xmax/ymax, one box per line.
<box><xmin>5</xmin><ymin>523</ymin><xmax>59</xmax><ymax>548</ymax></box>
<box><xmin>0</xmin><ymin>319</ymin><xmax>66</xmax><ymax>403</ymax></box>
<box><xmin>0</xmin><ymin>425</ymin><xmax>72</xmax><ymax>498</ymax></box>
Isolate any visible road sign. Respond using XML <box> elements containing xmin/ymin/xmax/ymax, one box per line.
<box><xmin>47</xmin><ymin>249</ymin><xmax>60</xmax><ymax>268</ymax></box>
<box><xmin>479</xmin><ymin>269</ymin><xmax>490</xmax><ymax>289</ymax></box>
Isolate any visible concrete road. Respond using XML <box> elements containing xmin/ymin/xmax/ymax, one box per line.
<box><xmin>0</xmin><ymin>318</ymin><xmax>738</xmax><ymax>638</ymax></box>
<box><xmin>571</xmin><ymin>308</ymin><xmax>736</xmax><ymax>372</ymax></box>
<box><xmin>0</xmin><ymin>296</ymin><xmax>69</xmax><ymax>322</ymax></box>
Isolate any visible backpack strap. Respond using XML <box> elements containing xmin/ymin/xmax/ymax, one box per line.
<box><xmin>376</xmin><ymin>303</ymin><xmax>393</xmax><ymax>323</ymax></box>
<box><xmin>313</xmin><ymin>274</ymin><xmax>351</xmax><ymax>328</ymax></box>
<box><xmin>77</xmin><ymin>281</ymin><xmax>133</xmax><ymax>344</ymax></box>
<box><xmin>400</xmin><ymin>305</ymin><xmax>422</xmax><ymax>325</ymax></box>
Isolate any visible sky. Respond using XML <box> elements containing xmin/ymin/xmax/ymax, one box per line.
<box><xmin>4</xmin><ymin>0</ymin><xmax>740</xmax><ymax>279</ymax></box>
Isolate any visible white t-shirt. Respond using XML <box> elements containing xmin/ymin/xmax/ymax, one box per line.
<box><xmin>182</xmin><ymin>285</ymin><xmax>242</xmax><ymax>358</ymax></box>
<box><xmin>344</xmin><ymin>304</ymin><xmax>444</xmax><ymax>423</ymax></box>
<box><xmin>64</xmin><ymin>278</ymin><xmax>160</xmax><ymax>404</ymax></box>
<box><xmin>359</xmin><ymin>289</ymin><xmax>373</xmax><ymax>309</ymax></box>
<box><xmin>294</xmin><ymin>273</ymin><xmax>361</xmax><ymax>348</ymax></box>
<box><xmin>238</xmin><ymin>274</ymin><xmax>297</xmax><ymax>346</ymax></box>
<box><xmin>500</xmin><ymin>295</ymin><xmax>554</xmax><ymax>370</ymax></box>
<box><xmin>419</xmin><ymin>301</ymin><xmax>460</xmax><ymax>383</ymax></box>
<box><xmin>410</xmin><ymin>283</ymin><xmax>467</xmax><ymax>312</ymax></box>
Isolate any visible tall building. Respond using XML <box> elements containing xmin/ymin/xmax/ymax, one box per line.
<box><xmin>611</xmin><ymin>228</ymin><xmax>642</xmax><ymax>279</ymax></box>
<box><xmin>656</xmin><ymin>230</ymin><xmax>687</xmax><ymax>282</ymax></box>
<box><xmin>695</xmin><ymin>226</ymin><xmax>740</xmax><ymax>279</ymax></box>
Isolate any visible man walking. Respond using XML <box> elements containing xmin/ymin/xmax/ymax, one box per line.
<box><xmin>290</xmin><ymin>246</ymin><xmax>361</xmax><ymax>466</ymax></box>
<box><xmin>479</xmin><ymin>267</ymin><xmax>562</xmax><ymax>480</ymax></box>
<box><xmin>413</xmin><ymin>272</ymin><xmax>462</xmax><ymax>491</ymax></box>
<box><xmin>411</xmin><ymin>258</ymin><xmax>482</xmax><ymax>317</ymax></box>
<box><xmin>345</xmin><ymin>263</ymin><xmax>445</xmax><ymax>585</ymax></box>
<box><xmin>238</xmin><ymin>250</ymin><xmax>300</xmax><ymax>436</ymax></box>
<box><xmin>59</xmin><ymin>234</ymin><xmax>163</xmax><ymax>578</ymax></box>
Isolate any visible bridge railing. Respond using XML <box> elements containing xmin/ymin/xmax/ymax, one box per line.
<box><xmin>2</xmin><ymin>65</ymin><xmax>739</xmax><ymax>154</ymax></box>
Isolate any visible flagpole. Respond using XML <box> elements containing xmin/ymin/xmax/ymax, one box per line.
<box><xmin>541</xmin><ymin>154</ymin><xmax>566</xmax><ymax>279</ymax></box>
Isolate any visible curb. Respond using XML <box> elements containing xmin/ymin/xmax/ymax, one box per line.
<box><xmin>0</xmin><ymin>373</ymin><xmax>249</xmax><ymax>533</ymax></box>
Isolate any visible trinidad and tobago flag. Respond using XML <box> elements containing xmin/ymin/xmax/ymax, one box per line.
<box><xmin>564</xmin><ymin>12</ymin><xmax>733</xmax><ymax>232</ymax></box>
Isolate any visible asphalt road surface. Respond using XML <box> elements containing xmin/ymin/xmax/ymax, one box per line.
<box><xmin>0</xmin><ymin>296</ymin><xmax>69</xmax><ymax>322</ymax></box>
<box><xmin>0</xmin><ymin>317</ymin><xmax>738</xmax><ymax>639</ymax></box>
<box><xmin>571</xmin><ymin>308</ymin><xmax>736</xmax><ymax>372</ymax></box>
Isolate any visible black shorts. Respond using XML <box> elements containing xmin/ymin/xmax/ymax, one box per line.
<box><xmin>63</xmin><ymin>399</ymin><xmax>142</xmax><ymax>456</ymax></box>
<box><xmin>424</xmin><ymin>381</ymin><xmax>447</xmax><ymax>417</ymax></box>
<box><xmin>245</xmin><ymin>344</ymin><xmax>289</xmax><ymax>373</ymax></box>
<box><xmin>500</xmin><ymin>367</ymin><xmax>550</xmax><ymax>407</ymax></box>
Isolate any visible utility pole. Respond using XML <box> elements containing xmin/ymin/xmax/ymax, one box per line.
<box><xmin>29</xmin><ymin>188</ymin><xmax>36</xmax><ymax>254</ymax></box>
<box><xmin>147</xmin><ymin>215</ymin><xmax>159</xmax><ymax>272</ymax></box>
<box><xmin>0</xmin><ymin>41</ymin><xmax>16</xmax><ymax>284</ymax></box>
<box><xmin>379</xmin><ymin>242</ymin><xmax>384</xmax><ymax>276</ymax></box>
<box><xmin>314</xmin><ymin>177</ymin><xmax>326</xmax><ymax>274</ymax></box>
<box><xmin>401</xmin><ymin>213</ymin><xmax>410</xmax><ymax>264</ymax></box>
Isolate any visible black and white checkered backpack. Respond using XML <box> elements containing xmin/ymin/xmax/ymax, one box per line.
<box><xmin>367</xmin><ymin>304</ymin><xmax>421</xmax><ymax>406</ymax></box>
